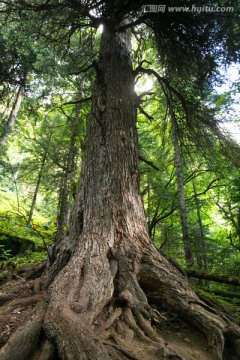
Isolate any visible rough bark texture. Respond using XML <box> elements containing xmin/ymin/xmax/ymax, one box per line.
<box><xmin>0</xmin><ymin>309</ymin><xmax>45</xmax><ymax>360</ymax></box>
<box><xmin>1</xmin><ymin>26</ymin><xmax>240</xmax><ymax>360</ymax></box>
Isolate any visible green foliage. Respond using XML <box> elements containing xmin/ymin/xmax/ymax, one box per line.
<box><xmin>0</xmin><ymin>251</ymin><xmax>46</xmax><ymax>282</ymax></box>
<box><xmin>0</xmin><ymin>244</ymin><xmax>11</xmax><ymax>260</ymax></box>
<box><xmin>8</xmin><ymin>250</ymin><xmax>47</xmax><ymax>268</ymax></box>
<box><xmin>196</xmin><ymin>287</ymin><xmax>240</xmax><ymax>322</ymax></box>
<box><xmin>0</xmin><ymin>189</ymin><xmax>54</xmax><ymax>270</ymax></box>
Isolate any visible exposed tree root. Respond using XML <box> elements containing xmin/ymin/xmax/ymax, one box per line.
<box><xmin>1</xmin><ymin>243</ymin><xmax>240</xmax><ymax>360</ymax></box>
<box><xmin>139</xmin><ymin>245</ymin><xmax>240</xmax><ymax>360</ymax></box>
<box><xmin>0</xmin><ymin>294</ymin><xmax>16</xmax><ymax>306</ymax></box>
<box><xmin>97</xmin><ymin>308</ymin><xmax>123</xmax><ymax>332</ymax></box>
<box><xmin>0</xmin><ymin>279</ymin><xmax>34</xmax><ymax>301</ymax></box>
<box><xmin>0</xmin><ymin>309</ymin><xmax>45</xmax><ymax>360</ymax></box>
<box><xmin>32</xmin><ymin>339</ymin><xmax>56</xmax><ymax>360</ymax></box>
<box><xmin>18</xmin><ymin>262</ymin><xmax>46</xmax><ymax>280</ymax></box>
<box><xmin>2</xmin><ymin>294</ymin><xmax>44</xmax><ymax>314</ymax></box>
<box><xmin>44</xmin><ymin>303</ymin><xmax>111</xmax><ymax>360</ymax></box>
<box><xmin>103</xmin><ymin>340</ymin><xmax>139</xmax><ymax>360</ymax></box>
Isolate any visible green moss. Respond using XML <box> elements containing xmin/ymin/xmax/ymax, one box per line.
<box><xmin>196</xmin><ymin>288</ymin><xmax>240</xmax><ymax>322</ymax></box>
<box><xmin>0</xmin><ymin>231</ymin><xmax>35</xmax><ymax>255</ymax></box>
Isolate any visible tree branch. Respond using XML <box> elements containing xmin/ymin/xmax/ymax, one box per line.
<box><xmin>133</xmin><ymin>65</ymin><xmax>189</xmax><ymax>113</ymax></box>
<box><xmin>138</xmin><ymin>106</ymin><xmax>154</xmax><ymax>121</ymax></box>
<box><xmin>63</xmin><ymin>96</ymin><xmax>92</xmax><ymax>106</ymax></box>
<box><xmin>138</xmin><ymin>91</ymin><xmax>155</xmax><ymax>99</ymax></box>
<box><xmin>186</xmin><ymin>269</ymin><xmax>240</xmax><ymax>286</ymax></box>
<box><xmin>228</xmin><ymin>232</ymin><xmax>240</xmax><ymax>252</ymax></box>
<box><xmin>186</xmin><ymin>179</ymin><xmax>221</xmax><ymax>200</ymax></box>
<box><xmin>139</xmin><ymin>155</ymin><xmax>160</xmax><ymax>171</ymax></box>
<box><xmin>70</xmin><ymin>57</ymin><xmax>99</xmax><ymax>76</ymax></box>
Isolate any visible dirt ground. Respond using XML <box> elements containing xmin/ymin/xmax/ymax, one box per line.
<box><xmin>0</xmin><ymin>263</ymin><xmax>238</xmax><ymax>360</ymax></box>
<box><xmin>0</xmin><ymin>264</ymin><xmax>45</xmax><ymax>347</ymax></box>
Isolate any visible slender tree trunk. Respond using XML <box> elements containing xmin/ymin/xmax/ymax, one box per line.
<box><xmin>170</xmin><ymin>108</ymin><xmax>194</xmax><ymax>268</ymax></box>
<box><xmin>192</xmin><ymin>179</ymin><xmax>209</xmax><ymax>272</ymax></box>
<box><xmin>237</xmin><ymin>206</ymin><xmax>240</xmax><ymax>242</ymax></box>
<box><xmin>13</xmin><ymin>140</ymin><xmax>26</xmax><ymax>182</ymax></box>
<box><xmin>0</xmin><ymin>80</ymin><xmax>25</xmax><ymax>147</ymax></box>
<box><xmin>1</xmin><ymin>25</ymin><xmax>240</xmax><ymax>360</ymax></box>
<box><xmin>56</xmin><ymin>100</ymin><xmax>81</xmax><ymax>242</ymax></box>
<box><xmin>27</xmin><ymin>152</ymin><xmax>47</xmax><ymax>226</ymax></box>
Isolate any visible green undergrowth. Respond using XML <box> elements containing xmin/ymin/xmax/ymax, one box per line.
<box><xmin>7</xmin><ymin>250</ymin><xmax>47</xmax><ymax>267</ymax></box>
<box><xmin>0</xmin><ymin>219</ymin><xmax>54</xmax><ymax>260</ymax></box>
<box><xmin>0</xmin><ymin>190</ymin><xmax>55</xmax><ymax>262</ymax></box>
<box><xmin>196</xmin><ymin>287</ymin><xmax>240</xmax><ymax>323</ymax></box>
<box><xmin>0</xmin><ymin>216</ymin><xmax>55</xmax><ymax>247</ymax></box>
<box><xmin>0</xmin><ymin>250</ymin><xmax>47</xmax><ymax>282</ymax></box>
<box><xmin>0</xmin><ymin>224</ymin><xmax>54</xmax><ymax>253</ymax></box>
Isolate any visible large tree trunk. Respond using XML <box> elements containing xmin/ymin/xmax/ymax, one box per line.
<box><xmin>1</xmin><ymin>26</ymin><xmax>240</xmax><ymax>360</ymax></box>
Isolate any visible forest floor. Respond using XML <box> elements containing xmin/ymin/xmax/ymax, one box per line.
<box><xmin>0</xmin><ymin>263</ymin><xmax>45</xmax><ymax>348</ymax></box>
<box><xmin>0</xmin><ymin>262</ymin><xmax>239</xmax><ymax>360</ymax></box>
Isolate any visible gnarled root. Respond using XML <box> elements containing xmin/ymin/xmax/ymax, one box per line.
<box><xmin>44</xmin><ymin>303</ymin><xmax>111</xmax><ymax>360</ymax></box>
<box><xmin>0</xmin><ymin>309</ymin><xmax>45</xmax><ymax>360</ymax></box>
<box><xmin>33</xmin><ymin>339</ymin><xmax>56</xmax><ymax>360</ymax></box>
<box><xmin>139</xmin><ymin>245</ymin><xmax>240</xmax><ymax>360</ymax></box>
<box><xmin>1</xmin><ymin>241</ymin><xmax>240</xmax><ymax>360</ymax></box>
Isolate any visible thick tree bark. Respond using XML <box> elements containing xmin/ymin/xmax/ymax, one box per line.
<box><xmin>1</xmin><ymin>25</ymin><xmax>240</xmax><ymax>360</ymax></box>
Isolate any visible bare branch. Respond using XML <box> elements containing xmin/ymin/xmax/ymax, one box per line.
<box><xmin>133</xmin><ymin>65</ymin><xmax>189</xmax><ymax>113</ymax></box>
<box><xmin>63</xmin><ymin>96</ymin><xmax>92</xmax><ymax>106</ymax></box>
<box><xmin>139</xmin><ymin>155</ymin><xmax>160</xmax><ymax>171</ymax></box>
<box><xmin>138</xmin><ymin>105</ymin><xmax>154</xmax><ymax>121</ymax></box>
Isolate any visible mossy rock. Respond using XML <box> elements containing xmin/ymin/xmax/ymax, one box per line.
<box><xmin>0</xmin><ymin>232</ymin><xmax>35</xmax><ymax>256</ymax></box>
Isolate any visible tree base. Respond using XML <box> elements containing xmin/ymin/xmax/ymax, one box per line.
<box><xmin>1</xmin><ymin>246</ymin><xmax>240</xmax><ymax>360</ymax></box>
